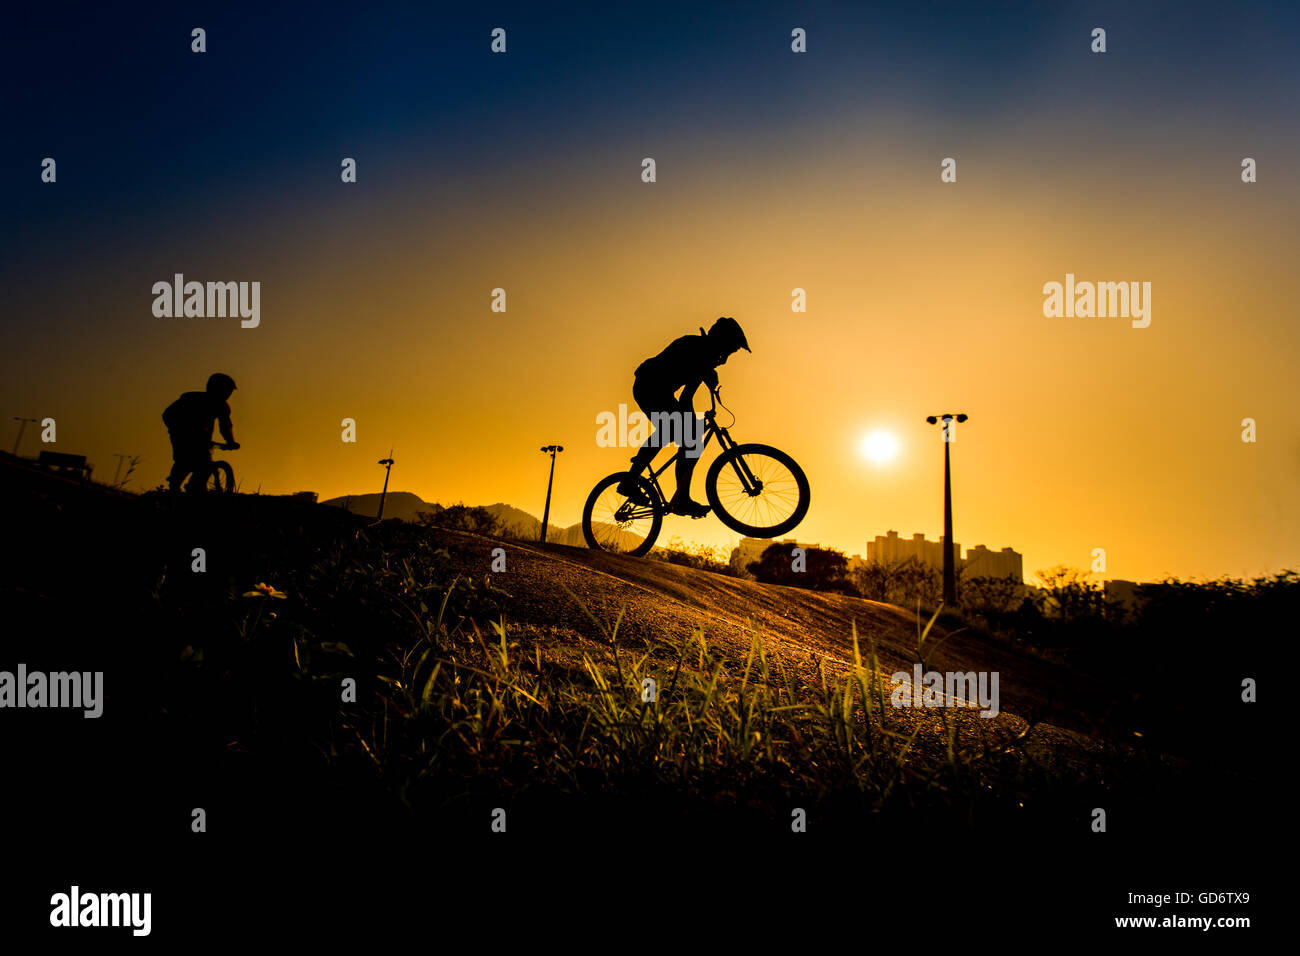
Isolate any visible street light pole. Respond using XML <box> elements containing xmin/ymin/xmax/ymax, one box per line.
<box><xmin>539</xmin><ymin>445</ymin><xmax>564</xmax><ymax>543</ymax></box>
<box><xmin>12</xmin><ymin>417</ymin><xmax>38</xmax><ymax>456</ymax></box>
<box><xmin>926</xmin><ymin>413</ymin><xmax>968</xmax><ymax>607</ymax></box>
<box><xmin>376</xmin><ymin>450</ymin><xmax>395</xmax><ymax>521</ymax></box>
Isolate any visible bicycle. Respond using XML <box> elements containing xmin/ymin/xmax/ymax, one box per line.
<box><xmin>178</xmin><ymin>442</ymin><xmax>237</xmax><ymax>494</ymax></box>
<box><xmin>582</xmin><ymin>386</ymin><xmax>810</xmax><ymax>556</ymax></box>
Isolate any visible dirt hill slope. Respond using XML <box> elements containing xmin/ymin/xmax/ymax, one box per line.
<box><xmin>423</xmin><ymin>527</ymin><xmax>1110</xmax><ymax>746</ymax></box>
<box><xmin>0</xmin><ymin>451</ymin><xmax>1107</xmax><ymax>752</ymax></box>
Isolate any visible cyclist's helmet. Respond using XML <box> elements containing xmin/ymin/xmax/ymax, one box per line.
<box><xmin>206</xmin><ymin>372</ymin><xmax>237</xmax><ymax>394</ymax></box>
<box><xmin>707</xmin><ymin>316</ymin><xmax>750</xmax><ymax>353</ymax></box>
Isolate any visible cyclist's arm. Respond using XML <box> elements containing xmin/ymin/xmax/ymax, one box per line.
<box><xmin>217</xmin><ymin>404</ymin><xmax>236</xmax><ymax>445</ymax></box>
<box><xmin>677</xmin><ymin>377</ymin><xmax>708</xmax><ymax>410</ymax></box>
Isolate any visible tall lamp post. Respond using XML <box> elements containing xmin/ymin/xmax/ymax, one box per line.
<box><xmin>926</xmin><ymin>413</ymin><xmax>968</xmax><ymax>607</ymax></box>
<box><xmin>376</xmin><ymin>450</ymin><xmax>395</xmax><ymax>521</ymax></box>
<box><xmin>539</xmin><ymin>445</ymin><xmax>564</xmax><ymax>543</ymax></box>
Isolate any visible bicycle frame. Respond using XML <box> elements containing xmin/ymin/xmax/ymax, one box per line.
<box><xmin>179</xmin><ymin>442</ymin><xmax>233</xmax><ymax>493</ymax></box>
<box><xmin>623</xmin><ymin>390</ymin><xmax>765</xmax><ymax>516</ymax></box>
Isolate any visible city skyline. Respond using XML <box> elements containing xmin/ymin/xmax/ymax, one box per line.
<box><xmin>739</xmin><ymin>531</ymin><xmax>1027</xmax><ymax>584</ymax></box>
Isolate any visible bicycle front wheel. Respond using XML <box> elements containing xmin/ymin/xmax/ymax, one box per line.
<box><xmin>705</xmin><ymin>443</ymin><xmax>809</xmax><ymax>538</ymax></box>
<box><xmin>583</xmin><ymin>473</ymin><xmax>661</xmax><ymax>556</ymax></box>
<box><xmin>207</xmin><ymin>461</ymin><xmax>235</xmax><ymax>493</ymax></box>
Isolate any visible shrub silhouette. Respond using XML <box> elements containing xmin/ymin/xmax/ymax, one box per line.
<box><xmin>415</xmin><ymin>504</ymin><xmax>503</xmax><ymax>537</ymax></box>
<box><xmin>749</xmin><ymin>542</ymin><xmax>857</xmax><ymax>595</ymax></box>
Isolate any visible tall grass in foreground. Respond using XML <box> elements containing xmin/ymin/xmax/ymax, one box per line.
<box><xmin>186</xmin><ymin>525</ymin><xmax>1162</xmax><ymax>831</ymax></box>
<box><xmin>297</xmin><ymin>572</ymin><xmax>1064</xmax><ymax>827</ymax></box>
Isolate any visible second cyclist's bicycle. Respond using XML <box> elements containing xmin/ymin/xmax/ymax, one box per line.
<box><xmin>582</xmin><ymin>386</ymin><xmax>810</xmax><ymax>556</ymax></box>
<box><xmin>177</xmin><ymin>442</ymin><xmax>237</xmax><ymax>494</ymax></box>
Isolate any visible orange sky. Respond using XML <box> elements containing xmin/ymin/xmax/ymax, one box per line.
<box><xmin>5</xmin><ymin>105</ymin><xmax>1297</xmax><ymax>585</ymax></box>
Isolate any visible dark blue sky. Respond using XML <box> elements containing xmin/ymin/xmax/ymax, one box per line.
<box><xmin>5</xmin><ymin>1</ymin><xmax>1297</xmax><ymax>246</ymax></box>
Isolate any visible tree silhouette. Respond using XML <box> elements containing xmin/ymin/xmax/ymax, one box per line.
<box><xmin>852</xmin><ymin>556</ymin><xmax>955</xmax><ymax>609</ymax></box>
<box><xmin>960</xmin><ymin>574</ymin><xmax>1021</xmax><ymax>615</ymax></box>
<box><xmin>1033</xmin><ymin>565</ymin><xmax>1106</xmax><ymax>620</ymax></box>
<box><xmin>749</xmin><ymin>543</ymin><xmax>856</xmax><ymax>594</ymax></box>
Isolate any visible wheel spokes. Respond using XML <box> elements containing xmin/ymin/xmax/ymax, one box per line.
<box><xmin>714</xmin><ymin>454</ymin><xmax>801</xmax><ymax>528</ymax></box>
<box><xmin>590</xmin><ymin>484</ymin><xmax>655</xmax><ymax>552</ymax></box>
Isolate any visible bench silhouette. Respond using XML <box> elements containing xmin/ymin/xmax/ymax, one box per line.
<box><xmin>37</xmin><ymin>450</ymin><xmax>94</xmax><ymax>481</ymax></box>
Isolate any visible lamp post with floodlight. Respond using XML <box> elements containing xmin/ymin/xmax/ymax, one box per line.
<box><xmin>925</xmin><ymin>413</ymin><xmax>968</xmax><ymax>607</ymax></box>
<box><xmin>376</xmin><ymin>451</ymin><xmax>395</xmax><ymax>521</ymax></box>
<box><xmin>539</xmin><ymin>445</ymin><xmax>564</xmax><ymax>543</ymax></box>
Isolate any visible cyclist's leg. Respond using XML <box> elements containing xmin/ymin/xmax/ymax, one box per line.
<box><xmin>668</xmin><ymin>404</ymin><xmax>709</xmax><ymax>517</ymax></box>
<box><xmin>166</xmin><ymin>459</ymin><xmax>188</xmax><ymax>493</ymax></box>
<box><xmin>627</xmin><ymin>438</ymin><xmax>657</xmax><ymax>477</ymax></box>
<box><xmin>177</xmin><ymin>439</ymin><xmax>211</xmax><ymax>493</ymax></box>
<box><xmin>672</xmin><ymin>442</ymin><xmax>702</xmax><ymax>502</ymax></box>
<box><xmin>620</xmin><ymin>441</ymin><xmax>659</xmax><ymax>505</ymax></box>
<box><xmin>167</xmin><ymin>433</ymin><xmax>198</xmax><ymax>492</ymax></box>
<box><xmin>628</xmin><ymin>380</ymin><xmax>675</xmax><ymax>469</ymax></box>
<box><xmin>625</xmin><ymin>381</ymin><xmax>707</xmax><ymax>517</ymax></box>
<box><xmin>618</xmin><ymin>379</ymin><xmax>674</xmax><ymax>504</ymax></box>
<box><xmin>628</xmin><ymin>378</ymin><xmax>673</xmax><ymax>472</ymax></box>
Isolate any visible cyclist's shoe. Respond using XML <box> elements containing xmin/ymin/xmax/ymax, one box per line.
<box><xmin>669</xmin><ymin>496</ymin><xmax>711</xmax><ymax>518</ymax></box>
<box><xmin>616</xmin><ymin>478</ymin><xmax>653</xmax><ymax>506</ymax></box>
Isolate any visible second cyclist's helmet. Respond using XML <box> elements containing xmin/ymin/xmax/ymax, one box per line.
<box><xmin>206</xmin><ymin>372</ymin><xmax>237</xmax><ymax>394</ymax></box>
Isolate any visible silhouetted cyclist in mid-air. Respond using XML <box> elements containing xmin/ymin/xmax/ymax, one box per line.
<box><xmin>617</xmin><ymin>317</ymin><xmax>750</xmax><ymax>517</ymax></box>
<box><xmin>163</xmin><ymin>373</ymin><xmax>239</xmax><ymax>492</ymax></box>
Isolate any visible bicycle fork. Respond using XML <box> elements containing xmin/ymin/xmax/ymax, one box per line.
<box><xmin>712</xmin><ymin>426</ymin><xmax>763</xmax><ymax>496</ymax></box>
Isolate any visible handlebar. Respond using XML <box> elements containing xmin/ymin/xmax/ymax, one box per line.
<box><xmin>210</xmin><ymin>441</ymin><xmax>238</xmax><ymax>450</ymax></box>
<box><xmin>706</xmin><ymin>382</ymin><xmax>735</xmax><ymax>427</ymax></box>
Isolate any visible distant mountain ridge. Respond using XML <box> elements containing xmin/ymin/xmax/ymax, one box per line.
<box><xmin>319</xmin><ymin>492</ymin><xmax>579</xmax><ymax>543</ymax></box>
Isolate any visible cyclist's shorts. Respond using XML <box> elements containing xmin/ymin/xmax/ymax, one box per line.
<box><xmin>631</xmin><ymin>376</ymin><xmax>679</xmax><ymax>416</ymax></box>
<box><xmin>168</xmin><ymin>432</ymin><xmax>211</xmax><ymax>461</ymax></box>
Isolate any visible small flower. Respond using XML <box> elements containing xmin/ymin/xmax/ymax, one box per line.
<box><xmin>242</xmin><ymin>582</ymin><xmax>288</xmax><ymax>599</ymax></box>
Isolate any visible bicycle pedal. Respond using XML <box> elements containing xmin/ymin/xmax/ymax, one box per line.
<box><xmin>671</xmin><ymin>505</ymin><xmax>711</xmax><ymax>519</ymax></box>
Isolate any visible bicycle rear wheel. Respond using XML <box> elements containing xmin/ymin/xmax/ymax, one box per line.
<box><xmin>582</xmin><ymin>473</ymin><xmax>661</xmax><ymax>556</ymax></box>
<box><xmin>705</xmin><ymin>443</ymin><xmax>809</xmax><ymax>538</ymax></box>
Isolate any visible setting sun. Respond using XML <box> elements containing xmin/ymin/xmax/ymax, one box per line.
<box><xmin>860</xmin><ymin>430</ymin><xmax>899</xmax><ymax>465</ymax></box>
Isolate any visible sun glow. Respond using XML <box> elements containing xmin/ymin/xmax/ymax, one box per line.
<box><xmin>860</xmin><ymin>430</ymin><xmax>899</xmax><ymax>465</ymax></box>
